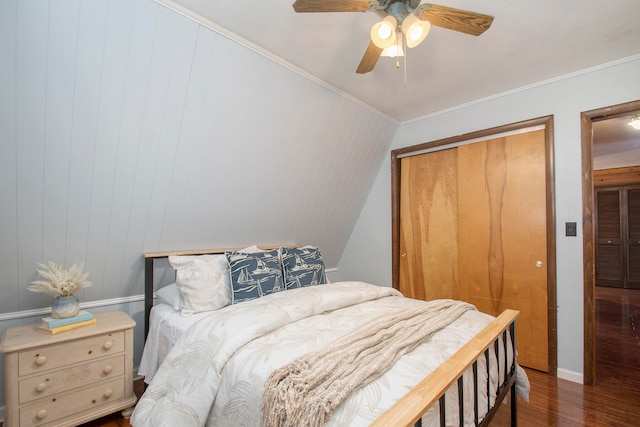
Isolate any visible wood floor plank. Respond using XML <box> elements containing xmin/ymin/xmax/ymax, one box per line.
<box><xmin>491</xmin><ymin>286</ymin><xmax>640</xmax><ymax>426</ymax></box>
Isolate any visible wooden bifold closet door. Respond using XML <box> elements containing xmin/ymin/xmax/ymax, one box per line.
<box><xmin>399</xmin><ymin>129</ymin><xmax>549</xmax><ymax>372</ymax></box>
<box><xmin>595</xmin><ymin>185</ymin><xmax>640</xmax><ymax>289</ymax></box>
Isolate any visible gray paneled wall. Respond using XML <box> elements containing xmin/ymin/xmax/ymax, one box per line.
<box><xmin>0</xmin><ymin>0</ymin><xmax>397</xmax><ymax>316</ymax></box>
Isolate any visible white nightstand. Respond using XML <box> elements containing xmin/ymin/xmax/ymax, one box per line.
<box><xmin>0</xmin><ymin>310</ymin><xmax>137</xmax><ymax>427</ymax></box>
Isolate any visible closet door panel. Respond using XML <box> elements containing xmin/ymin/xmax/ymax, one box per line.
<box><xmin>458</xmin><ymin>130</ymin><xmax>548</xmax><ymax>371</ymax></box>
<box><xmin>399</xmin><ymin>148</ymin><xmax>458</xmax><ymax>300</ymax></box>
<box><xmin>595</xmin><ymin>189</ymin><xmax>624</xmax><ymax>287</ymax></box>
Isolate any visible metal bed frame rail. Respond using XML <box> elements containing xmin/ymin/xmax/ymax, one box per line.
<box><xmin>372</xmin><ymin>310</ymin><xmax>520</xmax><ymax>427</ymax></box>
<box><xmin>431</xmin><ymin>324</ymin><xmax>517</xmax><ymax>427</ymax></box>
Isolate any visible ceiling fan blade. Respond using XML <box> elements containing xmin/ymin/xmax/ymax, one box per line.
<box><xmin>293</xmin><ymin>0</ymin><xmax>372</xmax><ymax>13</ymax></box>
<box><xmin>416</xmin><ymin>4</ymin><xmax>494</xmax><ymax>36</ymax></box>
<box><xmin>356</xmin><ymin>41</ymin><xmax>383</xmax><ymax>74</ymax></box>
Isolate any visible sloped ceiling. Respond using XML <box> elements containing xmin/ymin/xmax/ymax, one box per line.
<box><xmin>0</xmin><ymin>0</ymin><xmax>397</xmax><ymax>312</ymax></box>
<box><xmin>163</xmin><ymin>0</ymin><xmax>640</xmax><ymax>123</ymax></box>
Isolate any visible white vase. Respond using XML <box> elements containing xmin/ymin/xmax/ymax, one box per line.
<box><xmin>51</xmin><ymin>295</ymin><xmax>80</xmax><ymax>319</ymax></box>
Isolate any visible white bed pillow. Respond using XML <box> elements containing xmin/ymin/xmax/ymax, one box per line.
<box><xmin>240</xmin><ymin>244</ymin><xmax>263</xmax><ymax>253</ymax></box>
<box><xmin>168</xmin><ymin>254</ymin><xmax>231</xmax><ymax>315</ymax></box>
<box><xmin>154</xmin><ymin>283</ymin><xmax>181</xmax><ymax>311</ymax></box>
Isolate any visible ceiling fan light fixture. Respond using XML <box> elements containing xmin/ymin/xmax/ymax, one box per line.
<box><xmin>629</xmin><ymin>113</ymin><xmax>640</xmax><ymax>130</ymax></box>
<box><xmin>381</xmin><ymin>43</ymin><xmax>404</xmax><ymax>58</ymax></box>
<box><xmin>371</xmin><ymin>16</ymin><xmax>397</xmax><ymax>49</ymax></box>
<box><xmin>402</xmin><ymin>14</ymin><xmax>430</xmax><ymax>48</ymax></box>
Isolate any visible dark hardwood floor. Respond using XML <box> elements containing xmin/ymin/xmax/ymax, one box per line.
<box><xmin>3</xmin><ymin>286</ymin><xmax>638</xmax><ymax>426</ymax></box>
<box><xmin>492</xmin><ymin>285</ymin><xmax>640</xmax><ymax>426</ymax></box>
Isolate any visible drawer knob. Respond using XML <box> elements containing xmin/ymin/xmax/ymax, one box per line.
<box><xmin>103</xmin><ymin>365</ymin><xmax>113</xmax><ymax>374</ymax></box>
<box><xmin>103</xmin><ymin>341</ymin><xmax>113</xmax><ymax>350</ymax></box>
<box><xmin>37</xmin><ymin>409</ymin><xmax>47</xmax><ymax>419</ymax></box>
<box><xmin>36</xmin><ymin>382</ymin><xmax>47</xmax><ymax>392</ymax></box>
<box><xmin>104</xmin><ymin>388</ymin><xmax>113</xmax><ymax>398</ymax></box>
<box><xmin>35</xmin><ymin>356</ymin><xmax>47</xmax><ymax>366</ymax></box>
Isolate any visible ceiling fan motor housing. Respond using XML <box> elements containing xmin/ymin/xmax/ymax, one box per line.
<box><xmin>373</xmin><ymin>0</ymin><xmax>419</xmax><ymax>24</ymax></box>
<box><xmin>388</xmin><ymin>1</ymin><xmax>410</xmax><ymax>22</ymax></box>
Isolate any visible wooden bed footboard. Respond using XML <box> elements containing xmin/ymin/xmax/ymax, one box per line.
<box><xmin>372</xmin><ymin>309</ymin><xmax>520</xmax><ymax>427</ymax></box>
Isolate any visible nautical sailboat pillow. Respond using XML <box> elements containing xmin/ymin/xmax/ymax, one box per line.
<box><xmin>226</xmin><ymin>249</ymin><xmax>284</xmax><ymax>304</ymax></box>
<box><xmin>280</xmin><ymin>246</ymin><xmax>327</xmax><ymax>290</ymax></box>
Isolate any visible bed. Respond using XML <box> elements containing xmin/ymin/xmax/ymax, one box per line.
<box><xmin>132</xmin><ymin>247</ymin><xmax>529</xmax><ymax>427</ymax></box>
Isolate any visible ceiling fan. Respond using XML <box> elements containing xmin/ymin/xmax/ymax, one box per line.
<box><xmin>292</xmin><ymin>0</ymin><xmax>494</xmax><ymax>74</ymax></box>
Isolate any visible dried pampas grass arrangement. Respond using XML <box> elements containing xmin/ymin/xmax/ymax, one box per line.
<box><xmin>28</xmin><ymin>261</ymin><xmax>92</xmax><ymax>297</ymax></box>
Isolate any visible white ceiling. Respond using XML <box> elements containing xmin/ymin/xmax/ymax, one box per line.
<box><xmin>162</xmin><ymin>0</ymin><xmax>640</xmax><ymax>124</ymax></box>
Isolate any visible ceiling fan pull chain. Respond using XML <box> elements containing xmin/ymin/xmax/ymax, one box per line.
<box><xmin>395</xmin><ymin>33</ymin><xmax>401</xmax><ymax>69</ymax></box>
<box><xmin>403</xmin><ymin>35</ymin><xmax>407</xmax><ymax>86</ymax></box>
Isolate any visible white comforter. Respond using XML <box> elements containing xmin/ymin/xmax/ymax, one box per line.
<box><xmin>131</xmin><ymin>281</ymin><xmax>526</xmax><ymax>427</ymax></box>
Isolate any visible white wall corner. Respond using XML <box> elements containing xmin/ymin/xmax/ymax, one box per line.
<box><xmin>556</xmin><ymin>368</ymin><xmax>584</xmax><ymax>384</ymax></box>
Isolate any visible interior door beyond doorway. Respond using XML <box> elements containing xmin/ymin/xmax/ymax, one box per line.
<box><xmin>596</xmin><ymin>185</ymin><xmax>640</xmax><ymax>289</ymax></box>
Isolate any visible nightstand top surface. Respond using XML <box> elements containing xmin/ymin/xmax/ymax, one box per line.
<box><xmin>0</xmin><ymin>310</ymin><xmax>135</xmax><ymax>353</ymax></box>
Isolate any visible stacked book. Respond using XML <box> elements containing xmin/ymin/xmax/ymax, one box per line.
<box><xmin>38</xmin><ymin>310</ymin><xmax>96</xmax><ymax>334</ymax></box>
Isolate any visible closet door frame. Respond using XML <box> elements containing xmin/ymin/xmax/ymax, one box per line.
<box><xmin>391</xmin><ymin>115</ymin><xmax>557</xmax><ymax>375</ymax></box>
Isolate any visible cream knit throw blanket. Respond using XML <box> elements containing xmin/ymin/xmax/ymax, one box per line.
<box><xmin>260</xmin><ymin>299</ymin><xmax>475</xmax><ymax>427</ymax></box>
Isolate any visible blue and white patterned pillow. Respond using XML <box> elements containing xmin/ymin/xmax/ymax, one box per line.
<box><xmin>226</xmin><ymin>249</ymin><xmax>284</xmax><ymax>304</ymax></box>
<box><xmin>280</xmin><ymin>246</ymin><xmax>327</xmax><ymax>290</ymax></box>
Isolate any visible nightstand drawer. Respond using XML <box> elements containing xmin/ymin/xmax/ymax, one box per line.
<box><xmin>18</xmin><ymin>331</ymin><xmax>124</xmax><ymax>376</ymax></box>
<box><xmin>18</xmin><ymin>354</ymin><xmax>125</xmax><ymax>404</ymax></box>
<box><xmin>19</xmin><ymin>377</ymin><xmax>125</xmax><ymax>426</ymax></box>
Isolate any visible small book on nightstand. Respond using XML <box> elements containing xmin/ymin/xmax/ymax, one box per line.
<box><xmin>38</xmin><ymin>318</ymin><xmax>97</xmax><ymax>334</ymax></box>
<box><xmin>38</xmin><ymin>310</ymin><xmax>95</xmax><ymax>334</ymax></box>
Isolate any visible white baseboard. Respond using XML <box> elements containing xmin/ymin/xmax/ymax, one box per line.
<box><xmin>557</xmin><ymin>368</ymin><xmax>584</xmax><ymax>384</ymax></box>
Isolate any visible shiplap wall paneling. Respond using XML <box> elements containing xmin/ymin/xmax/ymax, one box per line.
<box><xmin>101</xmin><ymin>8</ymin><xmax>198</xmax><ymax>299</ymax></box>
<box><xmin>15</xmin><ymin>0</ymin><xmax>49</xmax><ymax>311</ymax></box>
<box><xmin>0</xmin><ymin>0</ymin><xmax>397</xmax><ymax>316</ymax></box>
<box><xmin>330</xmin><ymin>104</ymin><xmax>387</xmax><ymax>249</ymax></box>
<box><xmin>307</xmin><ymin>99</ymin><xmax>362</xmax><ymax>249</ymax></box>
<box><xmin>110</xmin><ymin>0</ymin><xmax>160</xmax><ymax>295</ymax></box>
<box><xmin>42</xmin><ymin>0</ymin><xmax>79</xmax><ymax>282</ymax></box>
<box><xmin>0</xmin><ymin>0</ymin><xmax>19</xmax><ymax>309</ymax></box>
<box><xmin>63</xmin><ymin>0</ymin><xmax>106</xmax><ymax>292</ymax></box>
<box><xmin>83</xmin><ymin>0</ymin><xmax>136</xmax><ymax>303</ymax></box>
<box><xmin>327</xmin><ymin>110</ymin><xmax>390</xmax><ymax>255</ymax></box>
<box><xmin>161</xmin><ymin>29</ymin><xmax>226</xmax><ymax>250</ymax></box>
<box><xmin>154</xmin><ymin>25</ymin><xmax>216</xmax><ymax>252</ymax></box>
<box><xmin>140</xmin><ymin>10</ymin><xmax>199</xmax><ymax>255</ymax></box>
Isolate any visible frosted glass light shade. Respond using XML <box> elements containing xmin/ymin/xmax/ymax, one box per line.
<box><xmin>402</xmin><ymin>14</ymin><xmax>430</xmax><ymax>48</ymax></box>
<box><xmin>629</xmin><ymin>114</ymin><xmax>640</xmax><ymax>130</ymax></box>
<box><xmin>371</xmin><ymin>16</ymin><xmax>397</xmax><ymax>49</ymax></box>
<box><xmin>381</xmin><ymin>41</ymin><xmax>404</xmax><ymax>57</ymax></box>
